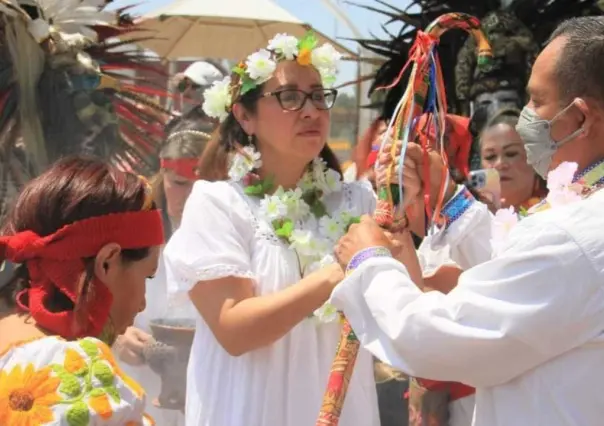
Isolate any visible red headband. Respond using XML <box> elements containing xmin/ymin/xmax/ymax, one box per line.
<box><xmin>2</xmin><ymin>210</ymin><xmax>164</xmax><ymax>339</ymax></box>
<box><xmin>161</xmin><ymin>158</ymin><xmax>199</xmax><ymax>180</ymax></box>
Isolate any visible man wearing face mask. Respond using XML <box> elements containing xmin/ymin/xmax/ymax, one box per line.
<box><xmin>328</xmin><ymin>16</ymin><xmax>604</xmax><ymax>426</ymax></box>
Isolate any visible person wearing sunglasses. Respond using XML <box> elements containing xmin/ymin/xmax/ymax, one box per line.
<box><xmin>163</xmin><ymin>33</ymin><xmax>381</xmax><ymax>426</ymax></box>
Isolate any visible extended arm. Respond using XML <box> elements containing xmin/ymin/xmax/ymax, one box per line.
<box><xmin>331</xmin><ymin>221</ymin><xmax>604</xmax><ymax>388</ymax></box>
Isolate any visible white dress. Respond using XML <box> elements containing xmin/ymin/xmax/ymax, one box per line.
<box><xmin>163</xmin><ymin>179</ymin><xmax>380</xmax><ymax>426</ymax></box>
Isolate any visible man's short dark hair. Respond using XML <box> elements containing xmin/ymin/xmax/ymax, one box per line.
<box><xmin>548</xmin><ymin>16</ymin><xmax>604</xmax><ymax>105</ymax></box>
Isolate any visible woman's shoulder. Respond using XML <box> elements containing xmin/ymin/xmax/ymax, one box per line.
<box><xmin>189</xmin><ymin>179</ymin><xmax>243</xmax><ymax>204</ymax></box>
<box><xmin>0</xmin><ymin>336</ymin><xmax>153</xmax><ymax>425</ymax></box>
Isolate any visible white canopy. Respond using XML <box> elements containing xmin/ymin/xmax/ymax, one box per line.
<box><xmin>136</xmin><ymin>0</ymin><xmax>358</xmax><ymax>60</ymax></box>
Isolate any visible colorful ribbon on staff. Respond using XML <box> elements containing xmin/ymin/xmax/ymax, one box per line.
<box><xmin>316</xmin><ymin>12</ymin><xmax>492</xmax><ymax>426</ymax></box>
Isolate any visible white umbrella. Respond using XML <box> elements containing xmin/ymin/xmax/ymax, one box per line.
<box><xmin>135</xmin><ymin>0</ymin><xmax>358</xmax><ymax>60</ymax></box>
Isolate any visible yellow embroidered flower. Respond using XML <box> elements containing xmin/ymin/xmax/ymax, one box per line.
<box><xmin>97</xmin><ymin>341</ymin><xmax>145</xmax><ymax>398</ymax></box>
<box><xmin>0</xmin><ymin>364</ymin><xmax>61</xmax><ymax>426</ymax></box>
<box><xmin>297</xmin><ymin>48</ymin><xmax>312</xmax><ymax>66</ymax></box>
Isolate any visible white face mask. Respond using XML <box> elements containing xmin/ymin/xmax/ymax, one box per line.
<box><xmin>515</xmin><ymin>103</ymin><xmax>584</xmax><ymax>179</ymax></box>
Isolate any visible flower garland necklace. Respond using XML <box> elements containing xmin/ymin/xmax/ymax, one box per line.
<box><xmin>492</xmin><ymin>160</ymin><xmax>604</xmax><ymax>254</ymax></box>
<box><xmin>229</xmin><ymin>146</ymin><xmax>359</xmax><ymax>323</ymax></box>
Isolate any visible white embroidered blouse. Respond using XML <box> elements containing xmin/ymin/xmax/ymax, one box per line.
<box><xmin>163</xmin><ymin>179</ymin><xmax>380</xmax><ymax>426</ymax></box>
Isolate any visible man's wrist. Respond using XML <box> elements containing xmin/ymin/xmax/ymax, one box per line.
<box><xmin>346</xmin><ymin>246</ymin><xmax>393</xmax><ymax>273</ymax></box>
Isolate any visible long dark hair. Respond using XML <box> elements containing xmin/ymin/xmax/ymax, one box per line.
<box><xmin>0</xmin><ymin>156</ymin><xmax>154</xmax><ymax>311</ymax></box>
<box><xmin>203</xmin><ymin>84</ymin><xmax>342</xmax><ymax>176</ymax></box>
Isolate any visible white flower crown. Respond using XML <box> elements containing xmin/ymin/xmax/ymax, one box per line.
<box><xmin>202</xmin><ymin>32</ymin><xmax>342</xmax><ymax>122</ymax></box>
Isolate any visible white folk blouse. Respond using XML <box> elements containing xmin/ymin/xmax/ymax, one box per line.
<box><xmin>163</xmin><ymin>179</ymin><xmax>380</xmax><ymax>426</ymax></box>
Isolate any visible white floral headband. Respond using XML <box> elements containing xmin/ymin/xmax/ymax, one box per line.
<box><xmin>202</xmin><ymin>31</ymin><xmax>342</xmax><ymax>122</ymax></box>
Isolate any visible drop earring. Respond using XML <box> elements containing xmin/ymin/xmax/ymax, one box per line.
<box><xmin>248</xmin><ymin>134</ymin><xmax>254</xmax><ymax>145</ymax></box>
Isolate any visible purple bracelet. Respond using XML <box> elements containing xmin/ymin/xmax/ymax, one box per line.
<box><xmin>440</xmin><ymin>186</ymin><xmax>475</xmax><ymax>230</ymax></box>
<box><xmin>346</xmin><ymin>246</ymin><xmax>392</xmax><ymax>273</ymax></box>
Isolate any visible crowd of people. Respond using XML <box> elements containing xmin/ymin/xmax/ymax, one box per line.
<box><xmin>1</xmin><ymin>13</ymin><xmax>604</xmax><ymax>426</ymax></box>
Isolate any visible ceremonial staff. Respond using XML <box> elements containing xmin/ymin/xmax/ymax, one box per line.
<box><xmin>316</xmin><ymin>12</ymin><xmax>493</xmax><ymax>425</ymax></box>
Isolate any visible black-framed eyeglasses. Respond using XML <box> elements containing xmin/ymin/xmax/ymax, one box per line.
<box><xmin>261</xmin><ymin>88</ymin><xmax>338</xmax><ymax>112</ymax></box>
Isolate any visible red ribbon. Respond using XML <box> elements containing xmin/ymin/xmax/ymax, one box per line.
<box><xmin>161</xmin><ymin>158</ymin><xmax>199</xmax><ymax>180</ymax></box>
<box><xmin>2</xmin><ymin>210</ymin><xmax>165</xmax><ymax>339</ymax></box>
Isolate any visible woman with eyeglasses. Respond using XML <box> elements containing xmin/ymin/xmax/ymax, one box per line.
<box><xmin>163</xmin><ymin>33</ymin><xmax>381</xmax><ymax>426</ymax></box>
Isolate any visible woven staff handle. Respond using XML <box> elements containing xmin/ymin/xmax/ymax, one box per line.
<box><xmin>316</xmin><ymin>13</ymin><xmax>492</xmax><ymax>426</ymax></box>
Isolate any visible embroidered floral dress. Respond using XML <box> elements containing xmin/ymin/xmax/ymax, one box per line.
<box><xmin>163</xmin><ymin>179</ymin><xmax>379</xmax><ymax>426</ymax></box>
<box><xmin>0</xmin><ymin>336</ymin><xmax>153</xmax><ymax>425</ymax></box>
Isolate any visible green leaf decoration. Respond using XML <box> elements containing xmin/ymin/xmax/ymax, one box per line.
<box><xmin>105</xmin><ymin>386</ymin><xmax>121</xmax><ymax>403</ymax></box>
<box><xmin>347</xmin><ymin>216</ymin><xmax>361</xmax><ymax>230</ymax></box>
<box><xmin>244</xmin><ymin>183</ymin><xmax>265</xmax><ymax>195</ymax></box>
<box><xmin>298</xmin><ymin>31</ymin><xmax>318</xmax><ymax>51</ymax></box>
<box><xmin>275</xmin><ymin>219</ymin><xmax>294</xmax><ymax>238</ymax></box>
<box><xmin>66</xmin><ymin>400</ymin><xmax>90</xmax><ymax>426</ymax></box>
<box><xmin>232</xmin><ymin>66</ymin><xmax>246</xmax><ymax>77</ymax></box>
<box><xmin>310</xmin><ymin>200</ymin><xmax>327</xmax><ymax>218</ymax></box>
<box><xmin>240</xmin><ymin>76</ymin><xmax>257</xmax><ymax>96</ymax></box>
<box><xmin>92</xmin><ymin>362</ymin><xmax>114</xmax><ymax>387</ymax></box>
<box><xmin>79</xmin><ymin>339</ymin><xmax>98</xmax><ymax>358</ymax></box>
<box><xmin>59</xmin><ymin>373</ymin><xmax>82</xmax><ymax>397</ymax></box>
<box><xmin>262</xmin><ymin>176</ymin><xmax>275</xmax><ymax>193</ymax></box>
<box><xmin>322</xmin><ymin>75</ymin><xmax>336</xmax><ymax>87</ymax></box>
<box><xmin>377</xmin><ymin>187</ymin><xmax>389</xmax><ymax>201</ymax></box>
<box><xmin>74</xmin><ymin>366</ymin><xmax>89</xmax><ymax>377</ymax></box>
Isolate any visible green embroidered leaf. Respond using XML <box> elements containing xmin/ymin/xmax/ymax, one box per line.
<box><xmin>310</xmin><ymin>200</ymin><xmax>327</xmax><ymax>218</ymax></box>
<box><xmin>79</xmin><ymin>339</ymin><xmax>98</xmax><ymax>358</ymax></box>
<box><xmin>59</xmin><ymin>373</ymin><xmax>82</xmax><ymax>397</ymax></box>
<box><xmin>89</xmin><ymin>388</ymin><xmax>105</xmax><ymax>398</ymax></box>
<box><xmin>105</xmin><ymin>386</ymin><xmax>121</xmax><ymax>403</ymax></box>
<box><xmin>92</xmin><ymin>362</ymin><xmax>114</xmax><ymax>387</ymax></box>
<box><xmin>52</xmin><ymin>364</ymin><xmax>68</xmax><ymax>376</ymax></box>
<box><xmin>74</xmin><ymin>366</ymin><xmax>89</xmax><ymax>377</ymax></box>
<box><xmin>66</xmin><ymin>400</ymin><xmax>90</xmax><ymax>426</ymax></box>
<box><xmin>377</xmin><ymin>187</ymin><xmax>389</xmax><ymax>201</ymax></box>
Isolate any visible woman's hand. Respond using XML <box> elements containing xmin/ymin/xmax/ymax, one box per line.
<box><xmin>114</xmin><ymin>326</ymin><xmax>153</xmax><ymax>366</ymax></box>
<box><xmin>335</xmin><ymin>216</ymin><xmax>394</xmax><ymax>268</ymax></box>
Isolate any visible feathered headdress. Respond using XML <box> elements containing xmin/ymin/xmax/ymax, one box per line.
<box><xmin>0</xmin><ymin>0</ymin><xmax>172</xmax><ymax>217</ymax></box>
<box><xmin>352</xmin><ymin>0</ymin><xmax>604</xmax><ymax>119</ymax></box>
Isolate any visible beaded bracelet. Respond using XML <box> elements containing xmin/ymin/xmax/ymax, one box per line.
<box><xmin>346</xmin><ymin>246</ymin><xmax>392</xmax><ymax>273</ymax></box>
<box><xmin>440</xmin><ymin>185</ymin><xmax>475</xmax><ymax>230</ymax></box>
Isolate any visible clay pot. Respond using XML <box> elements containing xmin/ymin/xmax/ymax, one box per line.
<box><xmin>143</xmin><ymin>318</ymin><xmax>195</xmax><ymax>411</ymax></box>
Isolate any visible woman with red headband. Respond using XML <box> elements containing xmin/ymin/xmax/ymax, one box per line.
<box><xmin>0</xmin><ymin>156</ymin><xmax>165</xmax><ymax>425</ymax></box>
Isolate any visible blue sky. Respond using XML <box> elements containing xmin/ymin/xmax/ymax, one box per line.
<box><xmin>112</xmin><ymin>0</ymin><xmax>411</xmax><ymax>89</ymax></box>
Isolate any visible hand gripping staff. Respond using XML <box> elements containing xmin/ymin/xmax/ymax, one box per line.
<box><xmin>315</xmin><ymin>13</ymin><xmax>492</xmax><ymax>426</ymax></box>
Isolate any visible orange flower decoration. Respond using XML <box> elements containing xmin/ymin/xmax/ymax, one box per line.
<box><xmin>97</xmin><ymin>341</ymin><xmax>145</xmax><ymax>398</ymax></box>
<box><xmin>90</xmin><ymin>393</ymin><xmax>113</xmax><ymax>419</ymax></box>
<box><xmin>64</xmin><ymin>348</ymin><xmax>87</xmax><ymax>374</ymax></box>
<box><xmin>0</xmin><ymin>364</ymin><xmax>61</xmax><ymax>426</ymax></box>
<box><xmin>297</xmin><ymin>48</ymin><xmax>312</xmax><ymax>66</ymax></box>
